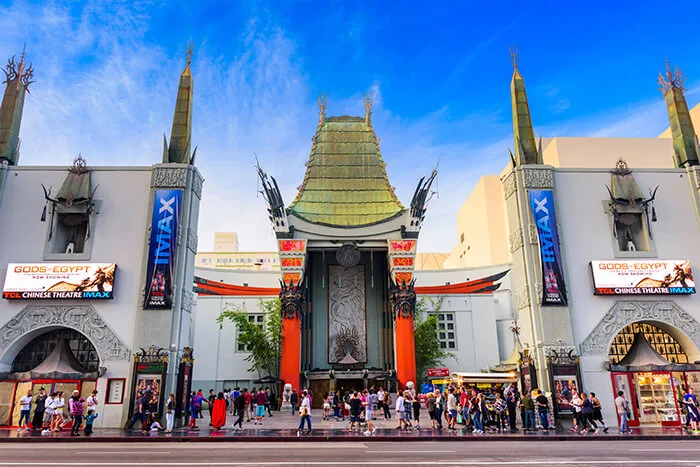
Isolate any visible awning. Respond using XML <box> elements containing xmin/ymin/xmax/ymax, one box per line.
<box><xmin>29</xmin><ymin>339</ymin><xmax>97</xmax><ymax>380</ymax></box>
<box><xmin>254</xmin><ymin>375</ymin><xmax>284</xmax><ymax>384</ymax></box>
<box><xmin>450</xmin><ymin>371</ymin><xmax>518</xmax><ymax>383</ymax></box>
<box><xmin>609</xmin><ymin>332</ymin><xmax>700</xmax><ymax>372</ymax></box>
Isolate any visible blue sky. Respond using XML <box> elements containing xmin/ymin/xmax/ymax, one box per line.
<box><xmin>2</xmin><ymin>0</ymin><xmax>700</xmax><ymax>252</ymax></box>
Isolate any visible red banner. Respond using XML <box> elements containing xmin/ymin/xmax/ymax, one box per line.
<box><xmin>427</xmin><ymin>368</ymin><xmax>450</xmax><ymax>377</ymax></box>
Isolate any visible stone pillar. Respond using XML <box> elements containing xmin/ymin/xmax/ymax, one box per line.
<box><xmin>279</xmin><ymin>281</ymin><xmax>303</xmax><ymax>391</ymax></box>
<box><xmin>390</xmin><ymin>280</ymin><xmax>416</xmax><ymax>389</ymax></box>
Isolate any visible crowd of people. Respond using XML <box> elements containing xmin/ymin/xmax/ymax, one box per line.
<box><xmin>16</xmin><ymin>387</ymin><xmax>100</xmax><ymax>436</ymax></box>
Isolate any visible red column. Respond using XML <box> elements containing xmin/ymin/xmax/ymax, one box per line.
<box><xmin>280</xmin><ymin>316</ymin><xmax>301</xmax><ymax>390</ymax></box>
<box><xmin>395</xmin><ymin>315</ymin><xmax>416</xmax><ymax>389</ymax></box>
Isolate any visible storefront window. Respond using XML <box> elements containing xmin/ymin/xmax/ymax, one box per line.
<box><xmin>12</xmin><ymin>329</ymin><xmax>99</xmax><ymax>372</ymax></box>
<box><xmin>635</xmin><ymin>373</ymin><xmax>679</xmax><ymax>424</ymax></box>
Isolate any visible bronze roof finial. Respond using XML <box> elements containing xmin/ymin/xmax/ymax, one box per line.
<box><xmin>659</xmin><ymin>58</ymin><xmax>685</xmax><ymax>95</ymax></box>
<box><xmin>318</xmin><ymin>93</ymin><xmax>327</xmax><ymax>125</ymax></box>
<box><xmin>509</xmin><ymin>46</ymin><xmax>518</xmax><ymax>70</ymax></box>
<box><xmin>185</xmin><ymin>41</ymin><xmax>194</xmax><ymax>67</ymax></box>
<box><xmin>364</xmin><ymin>92</ymin><xmax>373</xmax><ymax>124</ymax></box>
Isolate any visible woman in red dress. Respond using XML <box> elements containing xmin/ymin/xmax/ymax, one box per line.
<box><xmin>211</xmin><ymin>392</ymin><xmax>227</xmax><ymax>430</ymax></box>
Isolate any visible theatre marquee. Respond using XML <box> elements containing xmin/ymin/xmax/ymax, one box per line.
<box><xmin>590</xmin><ymin>260</ymin><xmax>694</xmax><ymax>295</ymax></box>
<box><xmin>2</xmin><ymin>263</ymin><xmax>117</xmax><ymax>299</ymax></box>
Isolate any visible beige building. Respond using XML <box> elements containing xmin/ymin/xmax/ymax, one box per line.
<box><xmin>195</xmin><ymin>232</ymin><xmax>280</xmax><ymax>270</ymax></box>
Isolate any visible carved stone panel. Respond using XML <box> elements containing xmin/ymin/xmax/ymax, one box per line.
<box><xmin>579</xmin><ymin>301</ymin><xmax>700</xmax><ymax>355</ymax></box>
<box><xmin>515</xmin><ymin>286</ymin><xmax>530</xmax><ymax>311</ymax></box>
<box><xmin>152</xmin><ymin>166</ymin><xmax>187</xmax><ymax>188</ymax></box>
<box><xmin>509</xmin><ymin>228</ymin><xmax>524</xmax><ymax>253</ymax></box>
<box><xmin>0</xmin><ymin>305</ymin><xmax>131</xmax><ymax>361</ymax></box>
<box><xmin>187</xmin><ymin>227</ymin><xmax>198</xmax><ymax>253</ymax></box>
<box><xmin>528</xmin><ymin>224</ymin><xmax>539</xmax><ymax>245</ymax></box>
<box><xmin>192</xmin><ymin>170</ymin><xmax>204</xmax><ymax>198</ymax></box>
<box><xmin>328</xmin><ymin>265</ymin><xmax>367</xmax><ymax>363</ymax></box>
<box><xmin>523</xmin><ymin>168</ymin><xmax>554</xmax><ymax>189</ymax></box>
<box><xmin>502</xmin><ymin>171</ymin><xmax>517</xmax><ymax>200</ymax></box>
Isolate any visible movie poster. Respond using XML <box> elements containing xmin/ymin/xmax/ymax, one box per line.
<box><xmin>2</xmin><ymin>263</ymin><xmax>116</xmax><ymax>299</ymax></box>
<box><xmin>143</xmin><ymin>189</ymin><xmax>182</xmax><ymax>309</ymax></box>
<box><xmin>553</xmin><ymin>374</ymin><xmax>578</xmax><ymax>414</ymax></box>
<box><xmin>528</xmin><ymin>189</ymin><xmax>568</xmax><ymax>306</ymax></box>
<box><xmin>590</xmin><ymin>260</ymin><xmax>695</xmax><ymax>295</ymax></box>
<box><xmin>133</xmin><ymin>375</ymin><xmax>162</xmax><ymax>414</ymax></box>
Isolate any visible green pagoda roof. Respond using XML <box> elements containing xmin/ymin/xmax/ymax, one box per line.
<box><xmin>289</xmin><ymin>115</ymin><xmax>405</xmax><ymax>227</ymax></box>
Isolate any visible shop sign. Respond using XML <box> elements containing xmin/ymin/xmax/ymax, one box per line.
<box><xmin>2</xmin><ymin>263</ymin><xmax>117</xmax><ymax>300</ymax></box>
<box><xmin>528</xmin><ymin>190</ymin><xmax>568</xmax><ymax>305</ymax></box>
<box><xmin>143</xmin><ymin>189</ymin><xmax>182</xmax><ymax>309</ymax></box>
<box><xmin>427</xmin><ymin>367</ymin><xmax>450</xmax><ymax>377</ymax></box>
<box><xmin>590</xmin><ymin>260</ymin><xmax>695</xmax><ymax>295</ymax></box>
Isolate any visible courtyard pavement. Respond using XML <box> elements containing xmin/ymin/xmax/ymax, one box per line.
<box><xmin>2</xmin><ymin>411</ymin><xmax>699</xmax><ymax>442</ymax></box>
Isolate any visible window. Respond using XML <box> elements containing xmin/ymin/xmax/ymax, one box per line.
<box><xmin>436</xmin><ymin>312</ymin><xmax>457</xmax><ymax>350</ymax></box>
<box><xmin>43</xmin><ymin>204</ymin><xmax>97</xmax><ymax>261</ymax></box>
<box><xmin>236</xmin><ymin>314</ymin><xmax>264</xmax><ymax>352</ymax></box>
<box><xmin>12</xmin><ymin>328</ymin><xmax>99</xmax><ymax>372</ymax></box>
<box><xmin>608</xmin><ymin>322</ymin><xmax>688</xmax><ymax>364</ymax></box>
<box><xmin>605</xmin><ymin>201</ymin><xmax>657</xmax><ymax>258</ymax></box>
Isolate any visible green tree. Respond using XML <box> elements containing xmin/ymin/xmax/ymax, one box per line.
<box><xmin>414</xmin><ymin>296</ymin><xmax>454</xmax><ymax>383</ymax></box>
<box><xmin>216</xmin><ymin>298</ymin><xmax>282</xmax><ymax>378</ymax></box>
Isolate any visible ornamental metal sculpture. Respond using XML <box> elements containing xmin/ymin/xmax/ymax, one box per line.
<box><xmin>256</xmin><ymin>158</ymin><xmax>289</xmax><ymax>234</ymax></box>
<box><xmin>3</xmin><ymin>46</ymin><xmax>34</xmax><ymax>92</ymax></box>
<box><xmin>279</xmin><ymin>279</ymin><xmax>304</xmax><ymax>320</ymax></box>
<box><xmin>389</xmin><ymin>278</ymin><xmax>417</xmax><ymax>319</ymax></box>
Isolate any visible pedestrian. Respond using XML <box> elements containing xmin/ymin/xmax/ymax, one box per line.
<box><xmin>290</xmin><ymin>389</ymin><xmax>299</xmax><ymax>415</ymax></box>
<box><xmin>69</xmin><ymin>391</ymin><xmax>84</xmax><ymax>437</ymax></box>
<box><xmin>521</xmin><ymin>390</ymin><xmax>535</xmax><ymax>431</ymax></box>
<box><xmin>364</xmin><ymin>390</ymin><xmax>377</xmax><ymax>435</ymax></box>
<box><xmin>383</xmin><ymin>390</ymin><xmax>392</xmax><ymax>419</ymax></box>
<box><xmin>83</xmin><ymin>411</ymin><xmax>97</xmax><ymax>436</ymax></box>
<box><xmin>127</xmin><ymin>393</ymin><xmax>148</xmax><ymax>433</ymax></box>
<box><xmin>86</xmin><ymin>390</ymin><xmax>99</xmax><ymax>417</ymax></box>
<box><xmin>322</xmin><ymin>393</ymin><xmax>331</xmax><ymax>421</ymax></box>
<box><xmin>412</xmin><ymin>392</ymin><xmax>421</xmax><ymax>430</ymax></box>
<box><xmin>243</xmin><ymin>388</ymin><xmax>252</xmax><ymax>422</ymax></box>
<box><xmin>579</xmin><ymin>392</ymin><xmax>598</xmax><ymax>434</ymax></box>
<box><xmin>349</xmin><ymin>391</ymin><xmax>363</xmax><ymax>432</ymax></box>
<box><xmin>196</xmin><ymin>389</ymin><xmax>204</xmax><ymax>418</ymax></box>
<box><xmin>17</xmin><ymin>389</ymin><xmax>32</xmax><ymax>432</ymax></box>
<box><xmin>590</xmin><ymin>392</ymin><xmax>609</xmax><ymax>433</ymax></box>
<box><xmin>265</xmin><ymin>388</ymin><xmax>273</xmax><ymax>417</ymax></box>
<box><xmin>32</xmin><ymin>388</ymin><xmax>47</xmax><ymax>432</ymax></box>
<box><xmin>493</xmin><ymin>393</ymin><xmax>507</xmax><ymax>432</ymax></box>
<box><xmin>446</xmin><ymin>387</ymin><xmax>457</xmax><ymax>430</ymax></box>
<box><xmin>571</xmin><ymin>391</ymin><xmax>583</xmax><ymax>432</ymax></box>
<box><xmin>51</xmin><ymin>391</ymin><xmax>65</xmax><ymax>432</ymax></box>
<box><xmin>394</xmin><ymin>391</ymin><xmax>405</xmax><ymax>430</ymax></box>
<box><xmin>534</xmin><ymin>390</ymin><xmax>550</xmax><ymax>431</ymax></box>
<box><xmin>207</xmin><ymin>389</ymin><xmax>216</xmax><ymax>426</ymax></box>
<box><xmin>255</xmin><ymin>387</ymin><xmax>267</xmax><ymax>425</ymax></box>
<box><xmin>683</xmin><ymin>387</ymin><xmax>700</xmax><ymax>433</ymax></box>
<box><xmin>41</xmin><ymin>392</ymin><xmax>56</xmax><ymax>435</ymax></box>
<box><xmin>212</xmin><ymin>392</ymin><xmax>227</xmax><ymax>430</ymax></box>
<box><xmin>297</xmin><ymin>390</ymin><xmax>312</xmax><ymax>435</ymax></box>
<box><xmin>614</xmin><ymin>390</ymin><xmax>633</xmax><ymax>434</ymax></box>
<box><xmin>470</xmin><ymin>392</ymin><xmax>483</xmax><ymax>434</ymax></box>
<box><xmin>506</xmin><ymin>389</ymin><xmax>518</xmax><ymax>432</ymax></box>
<box><xmin>377</xmin><ymin>387</ymin><xmax>385</xmax><ymax>418</ymax></box>
<box><xmin>232</xmin><ymin>391</ymin><xmax>245</xmax><ymax>430</ymax></box>
<box><xmin>165</xmin><ymin>394</ymin><xmax>175</xmax><ymax>433</ymax></box>
<box><xmin>369</xmin><ymin>389</ymin><xmax>378</xmax><ymax>421</ymax></box>
<box><xmin>433</xmin><ymin>389</ymin><xmax>444</xmax><ymax>429</ymax></box>
<box><xmin>148</xmin><ymin>413</ymin><xmax>165</xmax><ymax>432</ymax></box>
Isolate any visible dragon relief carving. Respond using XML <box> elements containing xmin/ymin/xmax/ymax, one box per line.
<box><xmin>389</xmin><ymin>279</ymin><xmax>417</xmax><ymax>319</ymax></box>
<box><xmin>279</xmin><ymin>280</ymin><xmax>304</xmax><ymax>320</ymax></box>
<box><xmin>153</xmin><ymin>167</ymin><xmax>187</xmax><ymax>188</ymax></box>
<box><xmin>522</xmin><ymin>168</ymin><xmax>554</xmax><ymax>189</ymax></box>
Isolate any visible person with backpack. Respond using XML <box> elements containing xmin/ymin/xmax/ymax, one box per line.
<box><xmin>232</xmin><ymin>391</ymin><xmax>245</xmax><ymax>430</ymax></box>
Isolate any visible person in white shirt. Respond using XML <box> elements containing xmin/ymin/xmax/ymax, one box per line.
<box><xmin>571</xmin><ymin>392</ymin><xmax>582</xmax><ymax>432</ymax></box>
<box><xmin>18</xmin><ymin>390</ymin><xmax>33</xmax><ymax>432</ymax></box>
<box><xmin>296</xmin><ymin>391</ymin><xmax>312</xmax><ymax>435</ymax></box>
<box><xmin>41</xmin><ymin>393</ymin><xmax>56</xmax><ymax>435</ymax></box>
<box><xmin>395</xmin><ymin>392</ymin><xmax>405</xmax><ymax>430</ymax></box>
<box><xmin>86</xmin><ymin>390</ymin><xmax>98</xmax><ymax>415</ymax></box>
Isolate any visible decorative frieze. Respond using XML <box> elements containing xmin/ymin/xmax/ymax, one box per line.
<box><xmin>522</xmin><ymin>167</ymin><xmax>554</xmax><ymax>189</ymax></box>
<box><xmin>187</xmin><ymin>227</ymin><xmax>198</xmax><ymax>253</ymax></box>
<box><xmin>192</xmin><ymin>169</ymin><xmax>204</xmax><ymax>198</ymax></box>
<box><xmin>181</xmin><ymin>290</ymin><xmax>194</xmax><ymax>314</ymax></box>
<box><xmin>515</xmin><ymin>286</ymin><xmax>530</xmax><ymax>310</ymax></box>
<box><xmin>528</xmin><ymin>224</ymin><xmax>539</xmax><ymax>245</ymax></box>
<box><xmin>152</xmin><ymin>166</ymin><xmax>187</xmax><ymax>188</ymax></box>
<box><xmin>502</xmin><ymin>171</ymin><xmax>517</xmax><ymax>200</ymax></box>
<box><xmin>509</xmin><ymin>228</ymin><xmax>524</xmax><ymax>253</ymax></box>
<box><xmin>580</xmin><ymin>301</ymin><xmax>700</xmax><ymax>355</ymax></box>
<box><xmin>0</xmin><ymin>305</ymin><xmax>131</xmax><ymax>361</ymax></box>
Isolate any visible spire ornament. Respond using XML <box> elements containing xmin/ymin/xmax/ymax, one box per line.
<box><xmin>317</xmin><ymin>93</ymin><xmax>327</xmax><ymax>126</ymax></box>
<box><xmin>364</xmin><ymin>92</ymin><xmax>373</xmax><ymax>125</ymax></box>
<box><xmin>185</xmin><ymin>42</ymin><xmax>193</xmax><ymax>67</ymax></box>
<box><xmin>659</xmin><ymin>59</ymin><xmax>685</xmax><ymax>95</ymax></box>
<box><xmin>509</xmin><ymin>46</ymin><xmax>518</xmax><ymax>70</ymax></box>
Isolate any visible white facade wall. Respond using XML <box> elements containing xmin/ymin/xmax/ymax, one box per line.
<box><xmin>554</xmin><ymin>167</ymin><xmax>700</xmax><ymax>424</ymax></box>
<box><xmin>0</xmin><ymin>166</ymin><xmax>152</xmax><ymax>428</ymax></box>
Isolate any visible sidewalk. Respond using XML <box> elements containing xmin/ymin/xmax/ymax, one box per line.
<box><xmin>2</xmin><ymin>411</ymin><xmax>698</xmax><ymax>442</ymax></box>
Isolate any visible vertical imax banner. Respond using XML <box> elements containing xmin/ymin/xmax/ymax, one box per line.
<box><xmin>143</xmin><ymin>189</ymin><xmax>182</xmax><ymax>309</ymax></box>
<box><xmin>529</xmin><ymin>189</ymin><xmax>568</xmax><ymax>306</ymax></box>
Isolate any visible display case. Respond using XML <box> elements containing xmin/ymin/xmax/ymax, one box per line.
<box><xmin>635</xmin><ymin>373</ymin><xmax>679</xmax><ymax>426</ymax></box>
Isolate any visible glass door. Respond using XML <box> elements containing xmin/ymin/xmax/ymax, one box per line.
<box><xmin>612</xmin><ymin>372</ymin><xmax>638</xmax><ymax>427</ymax></box>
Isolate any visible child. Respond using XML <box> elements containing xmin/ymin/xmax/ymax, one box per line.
<box><xmin>149</xmin><ymin>414</ymin><xmax>164</xmax><ymax>433</ymax></box>
<box><xmin>84</xmin><ymin>412</ymin><xmax>98</xmax><ymax>436</ymax></box>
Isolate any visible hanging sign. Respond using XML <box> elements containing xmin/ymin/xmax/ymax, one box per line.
<box><xmin>2</xmin><ymin>263</ymin><xmax>116</xmax><ymax>299</ymax></box>
<box><xmin>427</xmin><ymin>368</ymin><xmax>450</xmax><ymax>378</ymax></box>
<box><xmin>143</xmin><ymin>189</ymin><xmax>182</xmax><ymax>309</ymax></box>
<box><xmin>528</xmin><ymin>189</ymin><xmax>568</xmax><ymax>305</ymax></box>
<box><xmin>590</xmin><ymin>260</ymin><xmax>695</xmax><ymax>295</ymax></box>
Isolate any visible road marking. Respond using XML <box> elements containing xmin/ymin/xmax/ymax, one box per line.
<box><xmin>2</xmin><ymin>460</ymin><xmax>700</xmax><ymax>466</ymax></box>
<box><xmin>630</xmin><ymin>449</ymin><xmax>700</xmax><ymax>452</ymax></box>
<box><xmin>365</xmin><ymin>450</ymin><xmax>456</xmax><ymax>453</ymax></box>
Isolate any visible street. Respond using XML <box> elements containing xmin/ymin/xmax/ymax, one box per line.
<box><xmin>1</xmin><ymin>440</ymin><xmax>700</xmax><ymax>466</ymax></box>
